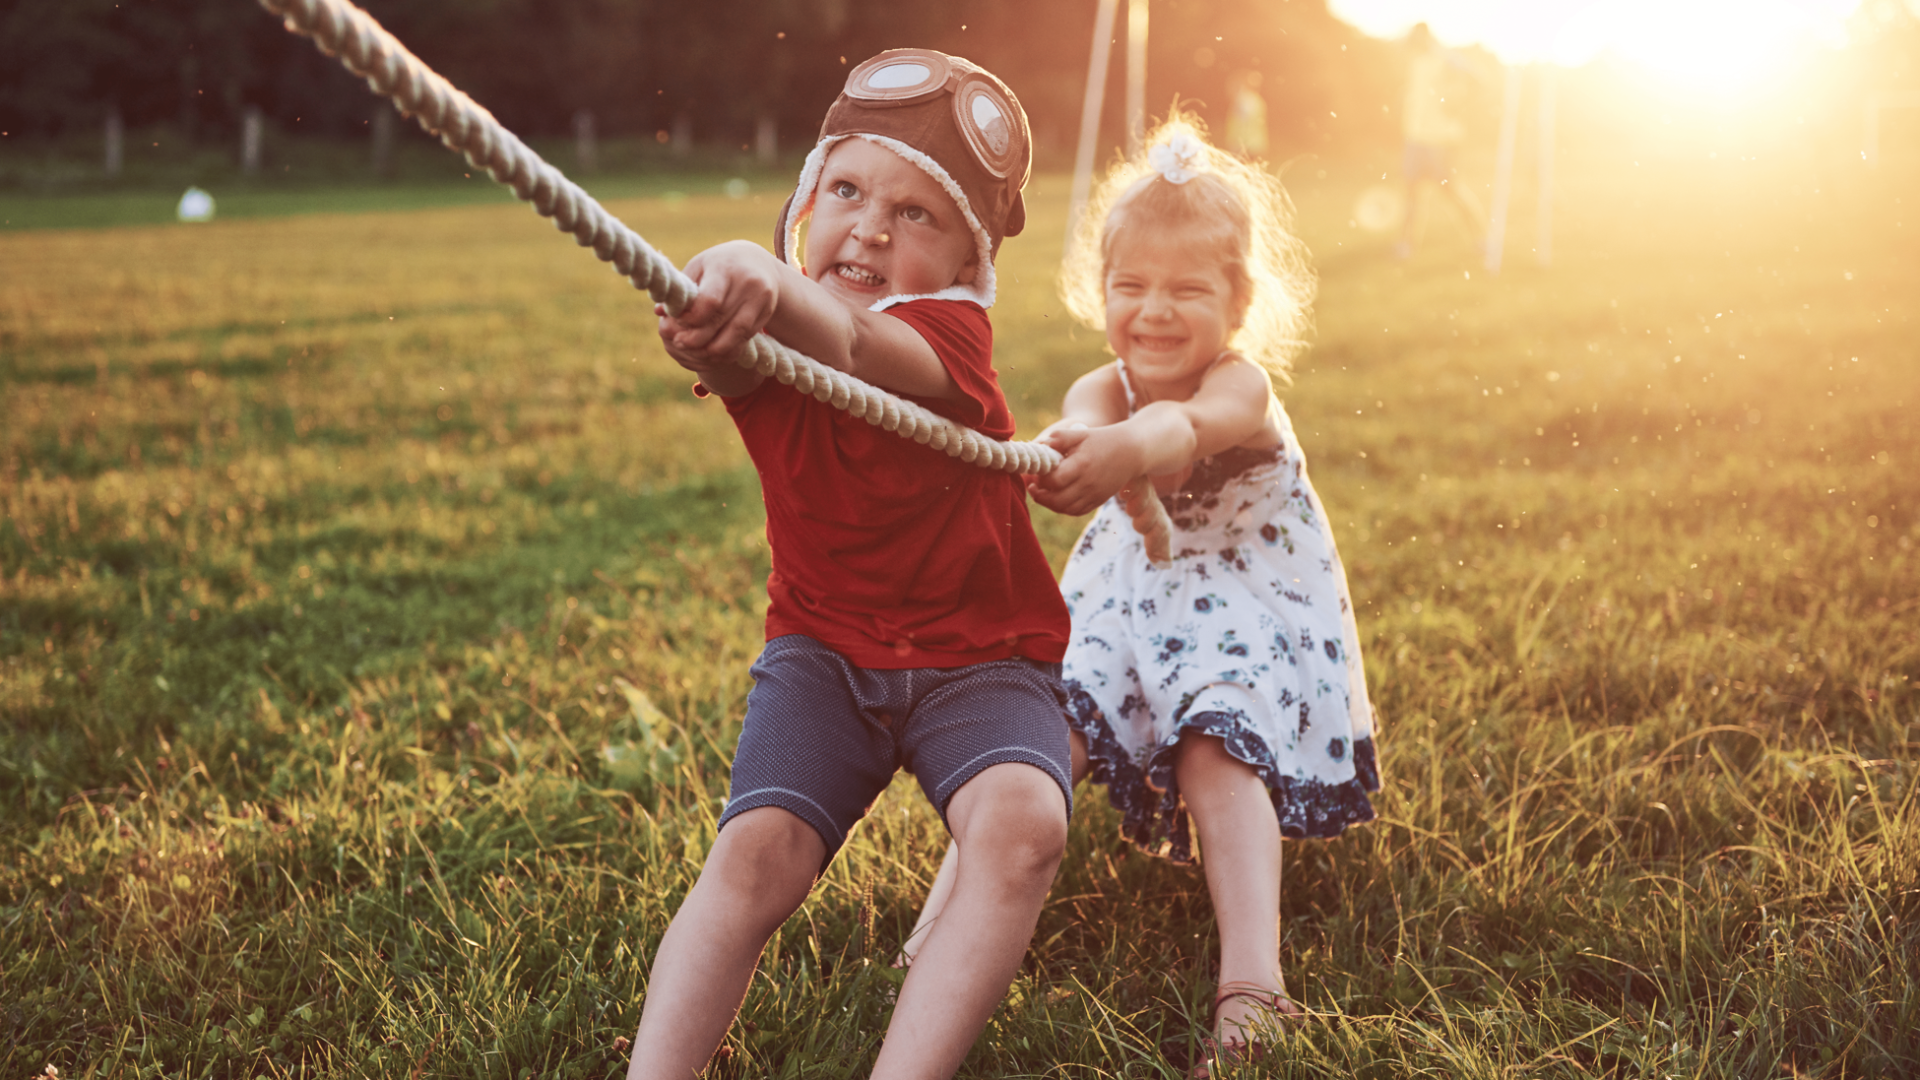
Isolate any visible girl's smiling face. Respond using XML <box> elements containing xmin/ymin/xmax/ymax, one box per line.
<box><xmin>1103</xmin><ymin>226</ymin><xmax>1244</xmax><ymax>398</ymax></box>
<box><xmin>804</xmin><ymin>138</ymin><xmax>980</xmax><ymax>305</ymax></box>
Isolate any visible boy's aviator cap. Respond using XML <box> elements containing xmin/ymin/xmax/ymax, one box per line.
<box><xmin>776</xmin><ymin>48</ymin><xmax>1032</xmax><ymax>309</ymax></box>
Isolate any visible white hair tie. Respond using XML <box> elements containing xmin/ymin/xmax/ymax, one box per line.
<box><xmin>1147</xmin><ymin>133</ymin><xmax>1203</xmax><ymax>184</ymax></box>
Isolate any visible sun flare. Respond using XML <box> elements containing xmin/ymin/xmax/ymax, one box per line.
<box><xmin>1329</xmin><ymin>0</ymin><xmax>1861</xmax><ymax>92</ymax></box>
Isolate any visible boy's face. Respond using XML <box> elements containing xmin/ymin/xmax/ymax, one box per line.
<box><xmin>804</xmin><ymin>138</ymin><xmax>981</xmax><ymax>306</ymax></box>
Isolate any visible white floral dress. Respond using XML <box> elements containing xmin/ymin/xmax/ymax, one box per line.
<box><xmin>1062</xmin><ymin>362</ymin><xmax>1379</xmax><ymax>863</ymax></box>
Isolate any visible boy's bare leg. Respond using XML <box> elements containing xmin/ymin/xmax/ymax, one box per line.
<box><xmin>897</xmin><ymin>733</ymin><xmax>1086</xmax><ymax>967</ymax></box>
<box><xmin>626</xmin><ymin>806</ymin><xmax>826</xmax><ymax>1080</ymax></box>
<box><xmin>871</xmin><ymin>762</ymin><xmax>1068</xmax><ymax>1079</ymax></box>
<box><xmin>1174</xmin><ymin>734</ymin><xmax>1297</xmax><ymax>1040</ymax></box>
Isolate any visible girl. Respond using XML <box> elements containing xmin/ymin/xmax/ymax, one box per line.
<box><xmin>901</xmin><ymin>116</ymin><xmax>1380</xmax><ymax>1073</ymax></box>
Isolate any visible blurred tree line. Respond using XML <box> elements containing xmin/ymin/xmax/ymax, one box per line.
<box><xmin>0</xmin><ymin>0</ymin><xmax>1408</xmax><ymax>160</ymax></box>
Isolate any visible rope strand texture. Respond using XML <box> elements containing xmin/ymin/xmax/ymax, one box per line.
<box><xmin>256</xmin><ymin>0</ymin><xmax>1060</xmax><ymax>476</ymax></box>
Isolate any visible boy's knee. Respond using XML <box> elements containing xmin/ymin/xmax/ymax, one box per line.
<box><xmin>704</xmin><ymin>807</ymin><xmax>825</xmax><ymax>910</ymax></box>
<box><xmin>949</xmin><ymin>764</ymin><xmax>1068</xmax><ymax>877</ymax></box>
<box><xmin>1002</xmin><ymin>794</ymin><xmax>1068</xmax><ymax>874</ymax></box>
<box><xmin>1014</xmin><ymin>810</ymin><xmax>1069</xmax><ymax>878</ymax></box>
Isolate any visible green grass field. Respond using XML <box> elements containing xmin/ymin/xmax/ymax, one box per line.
<box><xmin>2</xmin><ymin>142</ymin><xmax>1916</xmax><ymax>1079</ymax></box>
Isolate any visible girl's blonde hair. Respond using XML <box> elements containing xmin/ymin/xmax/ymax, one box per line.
<box><xmin>1060</xmin><ymin>111</ymin><xmax>1314</xmax><ymax>377</ymax></box>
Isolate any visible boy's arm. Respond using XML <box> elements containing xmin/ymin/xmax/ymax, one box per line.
<box><xmin>657</xmin><ymin>298</ymin><xmax>767</xmax><ymax>398</ymax></box>
<box><xmin>658</xmin><ymin>240</ymin><xmax>960</xmax><ymax>401</ymax></box>
<box><xmin>1031</xmin><ymin>356</ymin><xmax>1272</xmax><ymax>515</ymax></box>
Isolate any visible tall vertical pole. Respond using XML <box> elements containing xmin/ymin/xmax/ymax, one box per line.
<box><xmin>1536</xmin><ymin>65</ymin><xmax>1554</xmax><ymax>267</ymax></box>
<box><xmin>1865</xmin><ymin>93</ymin><xmax>1880</xmax><ymax>168</ymax></box>
<box><xmin>1125</xmin><ymin>0</ymin><xmax>1149</xmax><ymax>157</ymax></box>
<box><xmin>576</xmin><ymin>109</ymin><xmax>602</xmax><ymax>173</ymax></box>
<box><xmin>753</xmin><ymin>112</ymin><xmax>776</xmax><ymax>167</ymax></box>
<box><xmin>242</xmin><ymin>105</ymin><xmax>265</xmax><ymax>176</ymax></box>
<box><xmin>1067</xmin><ymin>0</ymin><xmax>1121</xmax><ymax>254</ymax></box>
<box><xmin>371</xmin><ymin>106</ymin><xmax>396</xmax><ymax>177</ymax></box>
<box><xmin>1484</xmin><ymin>63</ymin><xmax>1522</xmax><ymax>274</ymax></box>
<box><xmin>104</xmin><ymin>105</ymin><xmax>124</xmax><ymax>179</ymax></box>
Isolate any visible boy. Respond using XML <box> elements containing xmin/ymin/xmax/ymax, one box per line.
<box><xmin>625</xmin><ymin>50</ymin><xmax>1074</xmax><ymax>1080</ymax></box>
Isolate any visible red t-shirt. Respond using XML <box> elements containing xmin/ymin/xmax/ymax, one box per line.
<box><xmin>724</xmin><ymin>298</ymin><xmax>1068</xmax><ymax>668</ymax></box>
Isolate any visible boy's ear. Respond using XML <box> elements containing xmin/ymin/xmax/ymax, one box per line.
<box><xmin>953</xmin><ymin>247</ymin><xmax>981</xmax><ymax>286</ymax></box>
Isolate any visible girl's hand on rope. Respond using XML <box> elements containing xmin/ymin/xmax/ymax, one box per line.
<box><xmin>1027</xmin><ymin>422</ymin><xmax>1147</xmax><ymax>517</ymax></box>
<box><xmin>1029</xmin><ymin>423</ymin><xmax>1174</xmax><ymax>563</ymax></box>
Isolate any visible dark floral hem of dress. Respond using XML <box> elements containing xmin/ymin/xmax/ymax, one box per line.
<box><xmin>1065</xmin><ymin>682</ymin><xmax>1379</xmax><ymax>865</ymax></box>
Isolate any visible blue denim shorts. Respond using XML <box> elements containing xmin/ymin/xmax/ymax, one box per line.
<box><xmin>718</xmin><ymin>635</ymin><xmax>1075</xmax><ymax>863</ymax></box>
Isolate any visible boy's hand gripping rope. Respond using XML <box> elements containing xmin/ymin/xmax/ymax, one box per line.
<box><xmin>257</xmin><ymin>0</ymin><xmax>1173</xmax><ymax>558</ymax></box>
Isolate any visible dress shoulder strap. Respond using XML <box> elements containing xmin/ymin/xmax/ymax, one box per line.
<box><xmin>1114</xmin><ymin>359</ymin><xmax>1140</xmax><ymax>416</ymax></box>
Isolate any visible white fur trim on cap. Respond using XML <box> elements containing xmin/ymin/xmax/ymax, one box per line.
<box><xmin>779</xmin><ymin>133</ymin><xmax>998</xmax><ymax>311</ymax></box>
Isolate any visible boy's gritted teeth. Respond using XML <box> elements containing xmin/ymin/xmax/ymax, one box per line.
<box><xmin>834</xmin><ymin>263</ymin><xmax>886</xmax><ymax>289</ymax></box>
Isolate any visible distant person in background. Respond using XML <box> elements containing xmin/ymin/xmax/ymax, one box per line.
<box><xmin>1395</xmin><ymin>23</ymin><xmax>1487</xmax><ymax>259</ymax></box>
<box><xmin>1225</xmin><ymin>71</ymin><xmax>1269</xmax><ymax>158</ymax></box>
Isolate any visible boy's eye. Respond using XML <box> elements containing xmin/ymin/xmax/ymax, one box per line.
<box><xmin>901</xmin><ymin>206</ymin><xmax>930</xmax><ymax>224</ymax></box>
<box><xmin>832</xmin><ymin>181</ymin><xmax>859</xmax><ymax>199</ymax></box>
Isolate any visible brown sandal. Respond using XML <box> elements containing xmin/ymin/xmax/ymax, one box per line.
<box><xmin>1190</xmin><ymin>982</ymin><xmax>1302</xmax><ymax>1079</ymax></box>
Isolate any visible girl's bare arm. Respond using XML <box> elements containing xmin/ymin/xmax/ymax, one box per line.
<box><xmin>1032</xmin><ymin>356</ymin><xmax>1272</xmax><ymax>514</ymax></box>
<box><xmin>1129</xmin><ymin>354</ymin><xmax>1275</xmax><ymax>472</ymax></box>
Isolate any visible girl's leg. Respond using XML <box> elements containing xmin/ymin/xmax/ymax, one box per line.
<box><xmin>896</xmin><ymin>839</ymin><xmax>959</xmax><ymax>966</ymax></box>
<box><xmin>1173</xmin><ymin>733</ymin><xmax>1300</xmax><ymax>1043</ymax></box>
<box><xmin>626</xmin><ymin>806</ymin><xmax>825</xmax><ymax>1080</ymax></box>
<box><xmin>897</xmin><ymin>732</ymin><xmax>1088</xmax><ymax>966</ymax></box>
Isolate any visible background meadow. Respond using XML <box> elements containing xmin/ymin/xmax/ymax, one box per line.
<box><xmin>3</xmin><ymin>127</ymin><xmax>1917</xmax><ymax>1078</ymax></box>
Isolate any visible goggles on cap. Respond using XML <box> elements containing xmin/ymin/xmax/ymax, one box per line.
<box><xmin>841</xmin><ymin>49</ymin><xmax>1029</xmax><ymax>183</ymax></box>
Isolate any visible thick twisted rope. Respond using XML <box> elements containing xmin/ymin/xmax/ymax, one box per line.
<box><xmin>260</xmin><ymin>0</ymin><xmax>1177</xmax><ymax>562</ymax></box>
<box><xmin>256</xmin><ymin>0</ymin><xmax>1061</xmax><ymax>476</ymax></box>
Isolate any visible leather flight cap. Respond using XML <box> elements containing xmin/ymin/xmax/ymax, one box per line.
<box><xmin>775</xmin><ymin>48</ymin><xmax>1032</xmax><ymax>268</ymax></box>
